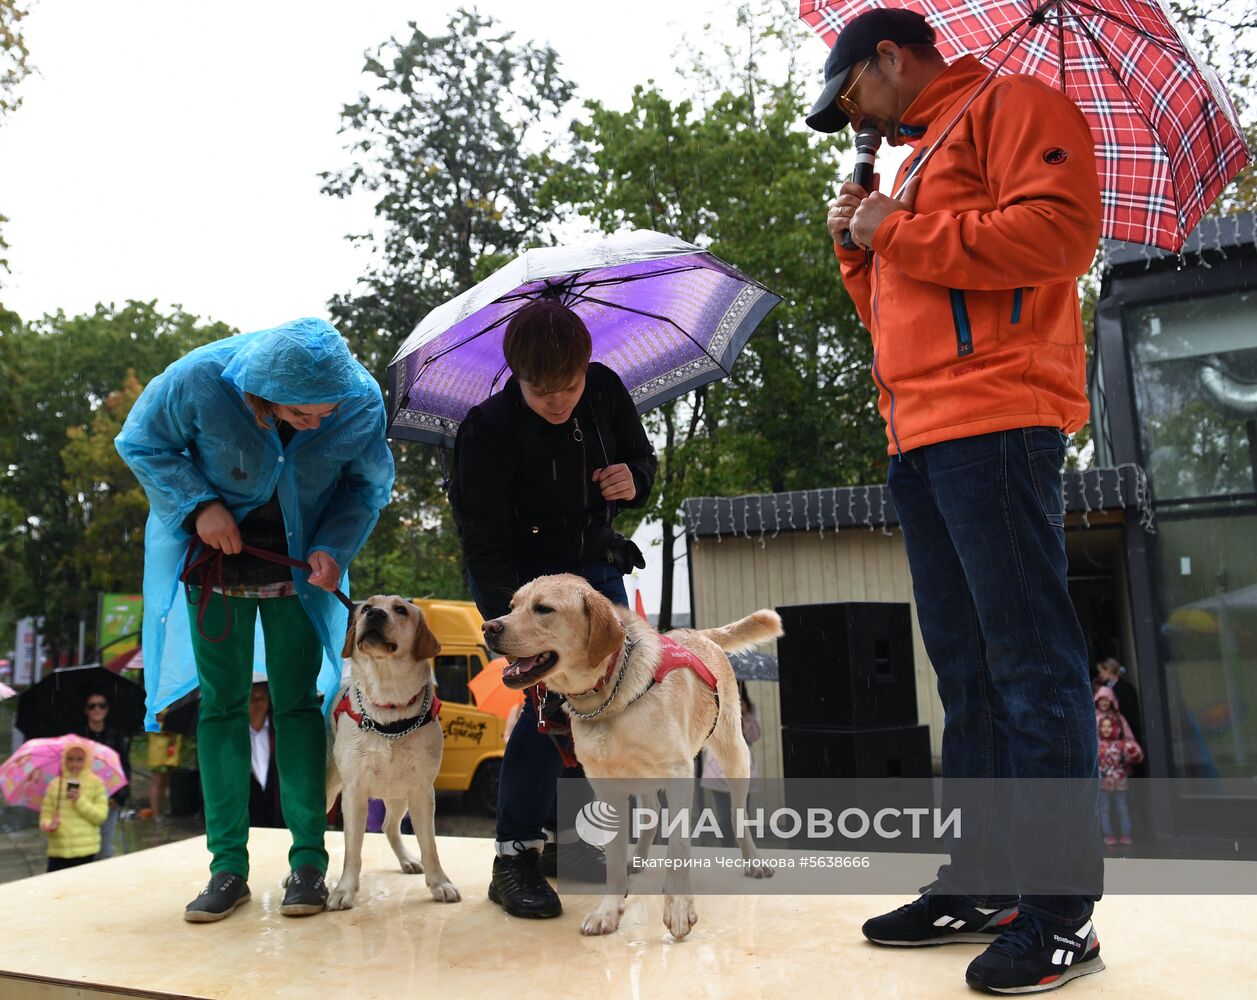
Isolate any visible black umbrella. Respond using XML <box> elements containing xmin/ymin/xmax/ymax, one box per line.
<box><xmin>16</xmin><ymin>665</ymin><xmax>146</xmax><ymax>738</ymax></box>
<box><xmin>727</xmin><ymin>650</ymin><xmax>778</xmax><ymax>682</ymax></box>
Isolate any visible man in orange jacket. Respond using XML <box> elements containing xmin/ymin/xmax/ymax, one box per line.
<box><xmin>810</xmin><ymin>9</ymin><xmax>1103</xmax><ymax>995</ymax></box>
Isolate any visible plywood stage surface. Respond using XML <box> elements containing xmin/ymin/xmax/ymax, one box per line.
<box><xmin>1</xmin><ymin>829</ymin><xmax>1255</xmax><ymax>999</ymax></box>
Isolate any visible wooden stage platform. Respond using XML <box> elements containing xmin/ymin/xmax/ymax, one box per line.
<box><xmin>1</xmin><ymin>829</ymin><xmax>1254</xmax><ymax>999</ymax></box>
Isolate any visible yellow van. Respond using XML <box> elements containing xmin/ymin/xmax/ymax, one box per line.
<box><xmin>412</xmin><ymin>598</ymin><xmax>510</xmax><ymax>813</ymax></box>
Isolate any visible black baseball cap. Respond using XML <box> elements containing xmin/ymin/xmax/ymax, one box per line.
<box><xmin>805</xmin><ymin>8</ymin><xmax>936</xmax><ymax>133</ymax></box>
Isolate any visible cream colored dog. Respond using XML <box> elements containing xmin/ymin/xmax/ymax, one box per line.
<box><xmin>483</xmin><ymin>573</ymin><xmax>782</xmax><ymax>940</ymax></box>
<box><xmin>326</xmin><ymin>595</ymin><xmax>460</xmax><ymax>910</ymax></box>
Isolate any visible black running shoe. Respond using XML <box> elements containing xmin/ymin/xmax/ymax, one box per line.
<box><xmin>488</xmin><ymin>847</ymin><xmax>562</xmax><ymax>918</ymax></box>
<box><xmin>862</xmin><ymin>883</ymin><xmax>1018</xmax><ymax>946</ymax></box>
<box><xmin>280</xmin><ymin>865</ymin><xmax>329</xmax><ymax>916</ymax></box>
<box><xmin>965</xmin><ymin>912</ymin><xmax>1104</xmax><ymax>994</ymax></box>
<box><xmin>184</xmin><ymin>871</ymin><xmax>251</xmax><ymax>923</ymax></box>
<box><xmin>543</xmin><ymin>838</ymin><xmax>608</xmax><ymax>883</ymax></box>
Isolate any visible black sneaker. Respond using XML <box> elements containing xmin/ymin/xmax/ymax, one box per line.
<box><xmin>542</xmin><ymin>838</ymin><xmax>608</xmax><ymax>883</ymax></box>
<box><xmin>488</xmin><ymin>847</ymin><xmax>562</xmax><ymax>918</ymax></box>
<box><xmin>966</xmin><ymin>912</ymin><xmax>1104</xmax><ymax>994</ymax></box>
<box><xmin>862</xmin><ymin>883</ymin><xmax>1018</xmax><ymax>946</ymax></box>
<box><xmin>280</xmin><ymin>865</ymin><xmax>329</xmax><ymax>917</ymax></box>
<box><xmin>184</xmin><ymin>872</ymin><xmax>251</xmax><ymax>923</ymax></box>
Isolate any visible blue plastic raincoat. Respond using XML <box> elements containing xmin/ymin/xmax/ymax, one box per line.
<box><xmin>115</xmin><ymin>318</ymin><xmax>395</xmax><ymax>730</ymax></box>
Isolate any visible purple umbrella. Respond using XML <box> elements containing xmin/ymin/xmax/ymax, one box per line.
<box><xmin>386</xmin><ymin>230</ymin><xmax>782</xmax><ymax>446</ymax></box>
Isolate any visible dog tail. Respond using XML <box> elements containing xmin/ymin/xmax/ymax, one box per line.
<box><xmin>700</xmin><ymin>610</ymin><xmax>783</xmax><ymax>653</ymax></box>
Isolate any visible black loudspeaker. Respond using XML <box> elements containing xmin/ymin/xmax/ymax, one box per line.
<box><xmin>777</xmin><ymin>602</ymin><xmax>917</xmax><ymax>729</ymax></box>
<box><xmin>782</xmin><ymin>725</ymin><xmax>932</xmax><ymax>779</ymax></box>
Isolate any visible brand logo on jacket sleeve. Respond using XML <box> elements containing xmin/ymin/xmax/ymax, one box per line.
<box><xmin>1043</xmin><ymin>147</ymin><xmax>1069</xmax><ymax>165</ymax></box>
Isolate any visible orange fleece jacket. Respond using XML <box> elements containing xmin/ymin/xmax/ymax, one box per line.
<box><xmin>838</xmin><ymin>56</ymin><xmax>1102</xmax><ymax>455</ymax></box>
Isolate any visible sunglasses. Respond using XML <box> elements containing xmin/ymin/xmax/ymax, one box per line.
<box><xmin>837</xmin><ymin>57</ymin><xmax>874</xmax><ymax>121</ymax></box>
<box><xmin>87</xmin><ymin>701</ymin><xmax>108</xmax><ymax>709</ymax></box>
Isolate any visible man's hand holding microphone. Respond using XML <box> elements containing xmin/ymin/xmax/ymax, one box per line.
<box><xmin>827</xmin><ymin>126</ymin><xmax>918</xmax><ymax>251</ymax></box>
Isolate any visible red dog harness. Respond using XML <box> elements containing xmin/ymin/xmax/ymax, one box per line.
<box><xmin>652</xmin><ymin>635</ymin><xmax>719</xmax><ymax>690</ymax></box>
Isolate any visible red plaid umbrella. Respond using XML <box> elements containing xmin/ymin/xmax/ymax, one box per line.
<box><xmin>799</xmin><ymin>0</ymin><xmax>1253</xmax><ymax>251</ymax></box>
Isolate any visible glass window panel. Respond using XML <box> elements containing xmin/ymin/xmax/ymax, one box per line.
<box><xmin>1156</xmin><ymin>508</ymin><xmax>1257</xmax><ymax>783</ymax></box>
<box><xmin>1126</xmin><ymin>290</ymin><xmax>1257</xmax><ymax>501</ymax></box>
<box><xmin>434</xmin><ymin>654</ymin><xmax>471</xmax><ymax>705</ymax></box>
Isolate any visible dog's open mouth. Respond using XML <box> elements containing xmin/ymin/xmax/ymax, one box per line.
<box><xmin>501</xmin><ymin>651</ymin><xmax>559</xmax><ymax>689</ymax></box>
<box><xmin>358</xmin><ymin>627</ymin><xmax>397</xmax><ymax>653</ymax></box>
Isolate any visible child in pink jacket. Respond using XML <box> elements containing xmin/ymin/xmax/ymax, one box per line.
<box><xmin>1094</xmin><ymin>686</ymin><xmax>1143</xmax><ymax>845</ymax></box>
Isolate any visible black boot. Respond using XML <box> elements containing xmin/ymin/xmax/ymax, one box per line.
<box><xmin>488</xmin><ymin>847</ymin><xmax>562</xmax><ymax>918</ymax></box>
<box><xmin>280</xmin><ymin>865</ymin><xmax>328</xmax><ymax>916</ymax></box>
<box><xmin>184</xmin><ymin>871</ymin><xmax>251</xmax><ymax>923</ymax></box>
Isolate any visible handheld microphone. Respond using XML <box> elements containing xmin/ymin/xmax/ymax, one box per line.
<box><xmin>841</xmin><ymin>127</ymin><xmax>882</xmax><ymax>251</ymax></box>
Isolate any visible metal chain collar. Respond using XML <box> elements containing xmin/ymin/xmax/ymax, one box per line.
<box><xmin>563</xmin><ymin>634</ymin><xmax>637</xmax><ymax>722</ymax></box>
<box><xmin>353</xmin><ymin>683</ymin><xmax>433</xmax><ymax>742</ymax></box>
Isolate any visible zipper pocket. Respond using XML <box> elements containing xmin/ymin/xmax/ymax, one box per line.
<box><xmin>1011</xmin><ymin>288</ymin><xmax>1024</xmax><ymax>325</ymax></box>
<box><xmin>950</xmin><ymin>289</ymin><xmax>974</xmax><ymax>357</ymax></box>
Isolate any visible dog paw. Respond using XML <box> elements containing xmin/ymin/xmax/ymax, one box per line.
<box><xmin>399</xmin><ymin>858</ymin><xmax>424</xmax><ymax>875</ymax></box>
<box><xmin>744</xmin><ymin>861</ymin><xmax>775</xmax><ymax>879</ymax></box>
<box><xmin>327</xmin><ymin>884</ymin><xmax>357</xmax><ymax>910</ymax></box>
<box><xmin>663</xmin><ymin>895</ymin><xmax>697</xmax><ymax>940</ymax></box>
<box><xmin>429</xmin><ymin>880</ymin><xmax>460</xmax><ymax>903</ymax></box>
<box><xmin>580</xmin><ymin>907</ymin><xmax>623</xmax><ymax>936</ymax></box>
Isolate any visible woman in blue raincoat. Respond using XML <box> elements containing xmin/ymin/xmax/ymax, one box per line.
<box><xmin>116</xmin><ymin>317</ymin><xmax>394</xmax><ymax>922</ymax></box>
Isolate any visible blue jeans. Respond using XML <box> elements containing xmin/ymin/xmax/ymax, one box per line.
<box><xmin>887</xmin><ymin>427</ymin><xmax>1102</xmax><ymax>925</ymax></box>
<box><xmin>468</xmin><ymin>560</ymin><xmax>628</xmax><ymax>845</ymax></box>
<box><xmin>1099</xmin><ymin>789</ymin><xmax>1131</xmax><ymax>840</ymax></box>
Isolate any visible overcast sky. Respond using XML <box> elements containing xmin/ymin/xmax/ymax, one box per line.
<box><xmin>0</xmin><ymin>1</ymin><xmax>855</xmax><ymax>617</ymax></box>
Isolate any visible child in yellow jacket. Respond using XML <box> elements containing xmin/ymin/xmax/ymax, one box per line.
<box><xmin>39</xmin><ymin>738</ymin><xmax>108</xmax><ymax>872</ymax></box>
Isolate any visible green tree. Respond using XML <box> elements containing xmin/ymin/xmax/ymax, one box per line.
<box><xmin>542</xmin><ymin>6</ymin><xmax>884</xmax><ymax>625</ymax></box>
<box><xmin>0</xmin><ymin>302</ymin><xmax>232</xmax><ymax>661</ymax></box>
<box><xmin>322</xmin><ymin>7</ymin><xmax>575</xmax><ymax>599</ymax></box>
<box><xmin>0</xmin><ymin>0</ymin><xmax>32</xmax><ymax>280</ymax></box>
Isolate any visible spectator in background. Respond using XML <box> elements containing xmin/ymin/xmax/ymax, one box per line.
<box><xmin>40</xmin><ymin>738</ymin><xmax>108</xmax><ymax>872</ymax></box>
<box><xmin>700</xmin><ymin>682</ymin><xmax>762</xmax><ymax>847</ymax></box>
<box><xmin>1096</xmin><ymin>658</ymin><xmax>1143</xmax><ymax>749</ymax></box>
<box><xmin>78</xmin><ymin>692</ymin><xmax>131</xmax><ymax>858</ymax></box>
<box><xmin>1096</xmin><ymin>711</ymin><xmax>1142</xmax><ymax>847</ymax></box>
<box><xmin>248</xmin><ymin>680</ymin><xmax>284</xmax><ymax>828</ymax></box>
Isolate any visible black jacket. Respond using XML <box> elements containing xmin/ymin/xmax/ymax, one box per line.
<box><xmin>77</xmin><ymin>724</ymin><xmax>130</xmax><ymax>806</ymax></box>
<box><xmin>450</xmin><ymin>363</ymin><xmax>657</xmax><ymax>620</ymax></box>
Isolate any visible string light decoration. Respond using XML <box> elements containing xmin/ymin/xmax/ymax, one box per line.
<box><xmin>682</xmin><ymin>465</ymin><xmax>1156</xmax><ymax>541</ymax></box>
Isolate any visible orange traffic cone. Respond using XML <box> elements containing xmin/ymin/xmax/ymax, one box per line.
<box><xmin>634</xmin><ymin>587</ymin><xmax>648</xmax><ymax>621</ymax></box>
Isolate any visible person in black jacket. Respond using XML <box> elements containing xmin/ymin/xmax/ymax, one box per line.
<box><xmin>450</xmin><ymin>298</ymin><xmax>657</xmax><ymax>919</ymax></box>
<box><xmin>78</xmin><ymin>692</ymin><xmax>131</xmax><ymax>859</ymax></box>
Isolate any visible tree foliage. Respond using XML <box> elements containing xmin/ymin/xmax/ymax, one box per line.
<box><xmin>322</xmin><ymin>7</ymin><xmax>576</xmax><ymax>600</ymax></box>
<box><xmin>0</xmin><ymin>0</ymin><xmax>32</xmax><ymax>280</ymax></box>
<box><xmin>0</xmin><ymin>303</ymin><xmax>232</xmax><ymax>660</ymax></box>
<box><xmin>541</xmin><ymin>3</ymin><xmax>884</xmax><ymax>624</ymax></box>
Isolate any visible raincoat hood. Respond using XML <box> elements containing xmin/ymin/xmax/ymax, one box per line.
<box><xmin>60</xmin><ymin>737</ymin><xmax>95</xmax><ymax>774</ymax></box>
<box><xmin>1094</xmin><ymin>685</ymin><xmax>1120</xmax><ymax>711</ymax></box>
<box><xmin>221</xmin><ymin>317</ymin><xmax>375</xmax><ymax>405</ymax></box>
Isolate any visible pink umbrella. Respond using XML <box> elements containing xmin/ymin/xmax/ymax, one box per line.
<box><xmin>0</xmin><ymin>682</ymin><xmax>16</xmax><ymax>701</ymax></box>
<box><xmin>0</xmin><ymin>735</ymin><xmax>128</xmax><ymax>812</ymax></box>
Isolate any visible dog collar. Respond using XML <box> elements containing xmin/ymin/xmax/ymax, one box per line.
<box><xmin>564</xmin><ymin>634</ymin><xmax>637</xmax><ymax>721</ymax></box>
<box><xmin>333</xmin><ymin>685</ymin><xmax>441</xmax><ymax>741</ymax></box>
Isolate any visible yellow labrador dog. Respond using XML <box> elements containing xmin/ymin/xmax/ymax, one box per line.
<box><xmin>483</xmin><ymin>573</ymin><xmax>782</xmax><ymax>940</ymax></box>
<box><xmin>326</xmin><ymin>595</ymin><xmax>460</xmax><ymax>910</ymax></box>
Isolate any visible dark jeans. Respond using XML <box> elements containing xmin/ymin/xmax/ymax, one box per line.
<box><xmin>468</xmin><ymin>560</ymin><xmax>628</xmax><ymax>845</ymax></box>
<box><xmin>886</xmin><ymin>427</ymin><xmax>1102</xmax><ymax>925</ymax></box>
